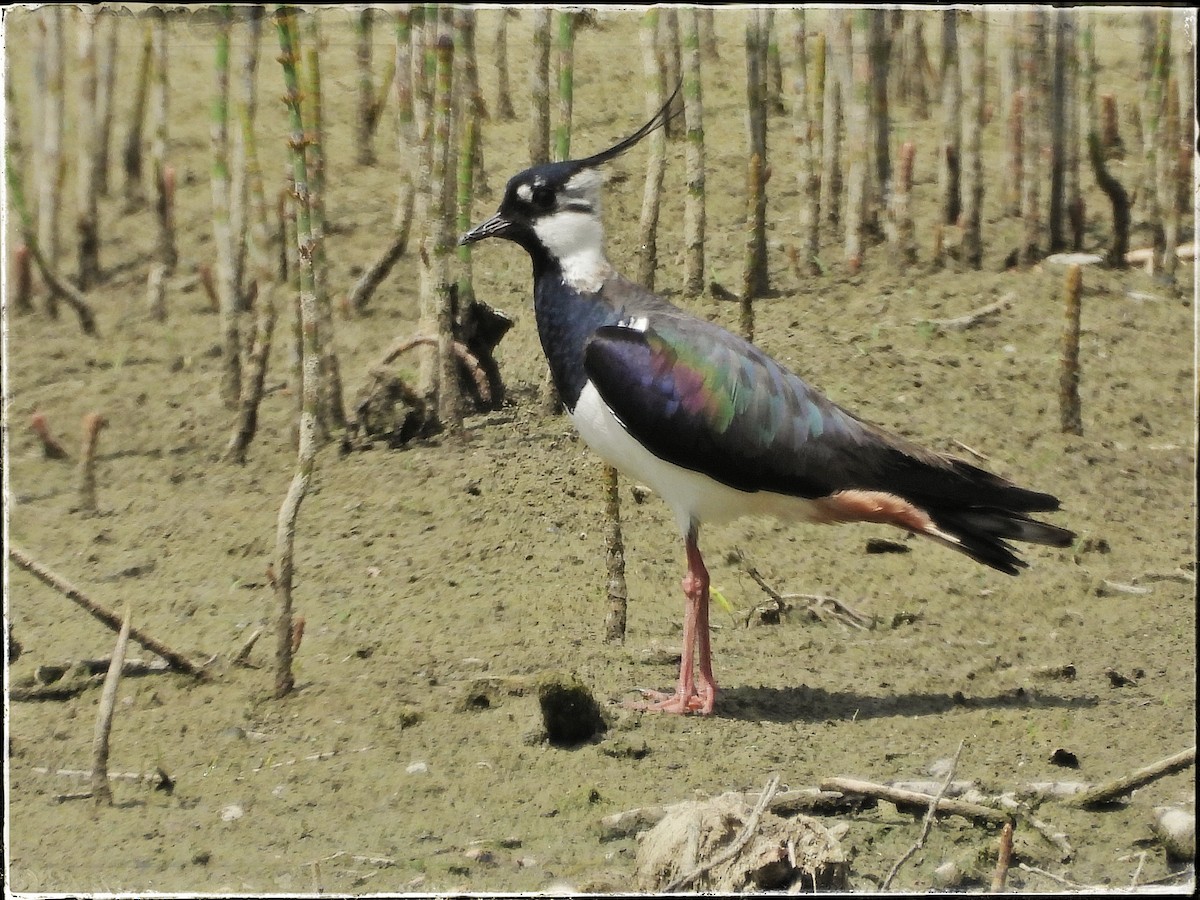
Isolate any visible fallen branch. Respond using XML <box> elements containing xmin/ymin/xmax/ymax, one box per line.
<box><xmin>664</xmin><ymin>772</ymin><xmax>781</xmax><ymax>892</ymax></box>
<box><xmin>950</xmin><ymin>438</ymin><xmax>991</xmax><ymax>463</ymax></box>
<box><xmin>1070</xmin><ymin>746</ymin><xmax>1195</xmax><ymax>809</ymax></box>
<box><xmin>916</xmin><ymin>292</ymin><xmax>1015</xmax><ymax>332</ymax></box>
<box><xmin>7</xmin><ymin>544</ymin><xmax>208</xmax><ymax>679</ymax></box>
<box><xmin>35</xmin><ymin>657</ymin><xmax>171</xmax><ymax>682</ymax></box>
<box><xmin>819</xmin><ymin>776</ymin><xmax>1011</xmax><ymax>827</ymax></box>
<box><xmin>735</xmin><ymin>547</ymin><xmax>872</xmax><ymax>629</ymax></box>
<box><xmin>882</xmin><ymin>739</ymin><xmax>965</xmax><ymax>890</ymax></box>
<box><xmin>91</xmin><ymin>605</ymin><xmax>132</xmax><ymax>805</ymax></box>
<box><xmin>33</xmin><ymin>766</ymin><xmax>173</xmax><ymax>789</ymax></box>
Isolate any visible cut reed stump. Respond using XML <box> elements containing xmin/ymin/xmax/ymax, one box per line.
<box><xmin>30</xmin><ymin>412</ymin><xmax>70</xmax><ymax>460</ymax></box>
<box><xmin>1059</xmin><ymin>265</ymin><xmax>1083</xmax><ymax>435</ymax></box>
<box><xmin>74</xmin><ymin>413</ymin><xmax>107</xmax><ymax>516</ymax></box>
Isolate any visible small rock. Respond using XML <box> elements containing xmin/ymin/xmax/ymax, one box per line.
<box><xmin>1151</xmin><ymin>807</ymin><xmax>1196</xmax><ymax>862</ymax></box>
<box><xmin>406</xmin><ymin>761</ymin><xmax>429</xmax><ymax>775</ymax></box>
<box><xmin>220</xmin><ymin>804</ymin><xmax>244</xmax><ymax>822</ymax></box>
<box><xmin>191</xmin><ymin>850</ymin><xmax>212</xmax><ymax>866</ymax></box>
<box><xmin>932</xmin><ymin>859</ymin><xmax>963</xmax><ymax>889</ymax></box>
<box><xmin>464</xmin><ymin>847</ymin><xmax>497</xmax><ymax>865</ymax></box>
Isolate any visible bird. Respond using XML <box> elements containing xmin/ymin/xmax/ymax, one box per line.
<box><xmin>460</xmin><ymin>92</ymin><xmax>1075</xmax><ymax>715</ymax></box>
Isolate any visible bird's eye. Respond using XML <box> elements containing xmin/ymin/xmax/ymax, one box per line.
<box><xmin>531</xmin><ymin>183</ymin><xmax>555</xmax><ymax>210</ymax></box>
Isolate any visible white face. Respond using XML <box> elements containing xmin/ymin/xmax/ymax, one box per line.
<box><xmin>531</xmin><ymin>169</ymin><xmax>612</xmax><ymax>292</ymax></box>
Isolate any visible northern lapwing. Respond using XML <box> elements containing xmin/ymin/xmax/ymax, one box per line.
<box><xmin>461</xmin><ymin>94</ymin><xmax>1074</xmax><ymax>715</ymax></box>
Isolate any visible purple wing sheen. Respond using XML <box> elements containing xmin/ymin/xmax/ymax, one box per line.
<box><xmin>583</xmin><ymin>318</ymin><xmax>879</xmax><ymax>498</ymax></box>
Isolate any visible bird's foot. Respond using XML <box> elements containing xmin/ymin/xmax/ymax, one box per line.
<box><xmin>625</xmin><ymin>684</ymin><xmax>716</xmax><ymax>715</ymax></box>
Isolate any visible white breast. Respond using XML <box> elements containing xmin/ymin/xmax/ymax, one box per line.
<box><xmin>570</xmin><ymin>381</ymin><xmax>822</xmax><ymax>536</ymax></box>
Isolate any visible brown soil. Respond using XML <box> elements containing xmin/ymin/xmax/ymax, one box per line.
<box><xmin>5</xmin><ymin>8</ymin><xmax>1195</xmax><ymax>894</ymax></box>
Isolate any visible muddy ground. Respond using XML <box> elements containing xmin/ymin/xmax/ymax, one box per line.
<box><xmin>4</xmin><ymin>7</ymin><xmax>1196</xmax><ymax>894</ymax></box>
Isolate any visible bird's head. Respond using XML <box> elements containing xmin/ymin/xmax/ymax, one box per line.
<box><xmin>459</xmin><ymin>84</ymin><xmax>682</xmax><ymax>268</ymax></box>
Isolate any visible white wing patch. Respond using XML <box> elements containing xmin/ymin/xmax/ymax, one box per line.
<box><xmin>617</xmin><ymin>315</ymin><xmax>649</xmax><ymax>332</ymax></box>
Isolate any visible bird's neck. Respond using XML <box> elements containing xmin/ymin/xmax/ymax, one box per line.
<box><xmin>532</xmin><ymin>255</ymin><xmax>620</xmax><ymax>411</ymax></box>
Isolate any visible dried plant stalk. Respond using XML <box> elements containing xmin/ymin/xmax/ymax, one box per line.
<box><xmin>430</xmin><ymin>31</ymin><xmax>462</xmax><ymax>429</ymax></box>
<box><xmin>682</xmin><ymin>8</ymin><xmax>706</xmax><ymax>296</ymax></box>
<box><xmin>91</xmin><ymin>605</ymin><xmax>132</xmax><ymax>806</ymax></box>
<box><xmin>75</xmin><ymin>7</ymin><xmax>101</xmax><ymax>289</ymax></box>
<box><xmin>959</xmin><ymin>9</ymin><xmax>986</xmax><ymax>269</ymax></box>
<box><xmin>637</xmin><ymin>8</ymin><xmax>666</xmax><ymax>290</ymax></box>
<box><xmin>1019</xmin><ymin>9</ymin><xmax>1047</xmax><ymax>266</ymax></box>
<box><xmin>211</xmin><ymin>5</ymin><xmax>241</xmax><ymax>410</ymax></box>
<box><xmin>744</xmin><ymin>9</ymin><xmax>769</xmax><ymax>298</ymax></box>
<box><xmin>820</xmin><ymin>14</ymin><xmax>843</xmax><ymax>227</ymax></box>
<box><xmin>493</xmin><ymin>10</ymin><xmax>516</xmax><ymax>120</ymax></box>
<box><xmin>36</xmin><ymin>5</ymin><xmax>65</xmax><ymax>314</ymax></box>
<box><xmin>150</xmin><ymin>10</ymin><xmax>177</xmax><ymax>271</ymax></box>
<box><xmin>602</xmin><ymin>465</ymin><xmax>628</xmax><ymax>644</ymax></box>
<box><xmin>887</xmin><ymin>141</ymin><xmax>917</xmax><ymax>266</ymax></box>
<box><xmin>661</xmin><ymin>9</ymin><xmax>684</xmax><ymax>135</ymax></box>
<box><xmin>122</xmin><ymin>23</ymin><xmax>153</xmax><ymax>207</ymax></box>
<box><xmin>272</xmin><ymin>8</ymin><xmax>320</xmax><ymax>699</ymax></box>
<box><xmin>303</xmin><ymin>12</ymin><xmax>347</xmax><ymax>432</ymax></box>
<box><xmin>792</xmin><ymin>11</ymin><xmax>820</xmax><ymax>275</ymax></box>
<box><xmin>529</xmin><ymin>9</ymin><xmax>551</xmax><ymax>165</ymax></box>
<box><xmin>94</xmin><ymin>11</ymin><xmax>118</xmax><ymax>196</ymax></box>
<box><xmin>554</xmin><ymin>11</ymin><xmax>576</xmax><ymax>161</ymax></box>
<box><xmin>997</xmin><ymin>10</ymin><xmax>1021</xmax><ymax>214</ymax></box>
<box><xmin>356</xmin><ymin>9</ymin><xmax>376</xmax><ymax>165</ymax></box>
<box><xmin>30</xmin><ymin>412</ymin><xmax>70</xmax><ymax>460</ymax></box>
<box><xmin>76</xmin><ymin>413</ymin><xmax>107</xmax><ymax>516</ymax></box>
<box><xmin>13</xmin><ymin>244</ymin><xmax>34</xmax><ymax>314</ymax></box>
<box><xmin>391</xmin><ymin>7</ymin><xmax>416</xmax><ymax>239</ymax></box>
<box><xmin>146</xmin><ymin>263</ymin><xmax>167</xmax><ymax>322</ymax></box>
<box><xmin>937</xmin><ymin>10</ymin><xmax>961</xmax><ymax>227</ymax></box>
<box><xmin>1059</xmin><ymin>264</ymin><xmax>1083</xmax><ymax>435</ymax></box>
<box><xmin>867</xmin><ymin>9</ymin><xmax>890</xmax><ymax>217</ymax></box>
<box><xmin>1048</xmin><ymin>10</ymin><xmax>1070</xmax><ymax>252</ymax></box>
<box><xmin>844</xmin><ymin>11</ymin><xmax>869</xmax><ymax>273</ymax></box>
<box><xmin>1082</xmin><ymin>15</ymin><xmax>1129</xmax><ymax>269</ymax></box>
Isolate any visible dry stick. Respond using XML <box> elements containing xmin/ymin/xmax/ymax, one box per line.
<box><xmin>91</xmin><ymin>605</ymin><xmax>131</xmax><ymax>806</ymax></box>
<box><xmin>665</xmin><ymin>772</ymin><xmax>782</xmax><ymax>892</ymax></box>
<box><xmin>937</xmin><ymin>10</ymin><xmax>961</xmax><ymax>228</ymax></box>
<box><xmin>991</xmin><ymin>820</ymin><xmax>1016</xmax><ymax>891</ymax></box>
<box><xmin>1146</xmin><ymin>13</ymin><xmax>1170</xmax><ymax>268</ymax></box>
<box><xmin>882</xmin><ymin>739</ymin><xmax>967</xmax><ymax>890</ymax></box>
<box><xmin>1160</xmin><ymin>71</ymin><xmax>1182</xmax><ymax>282</ymax></box>
<box><xmin>232</xmin><ymin>625</ymin><xmax>265</xmax><ymax>667</ymax></box>
<box><xmin>743</xmin><ymin>9</ymin><xmax>770</xmax><ymax>300</ymax></box>
<box><xmin>661</xmin><ymin>9</ymin><xmax>684</xmax><ymax>136</ymax></box>
<box><xmin>273</xmin><ymin>8</ymin><xmax>319</xmax><ymax>699</ymax></box>
<box><xmin>75</xmin><ymin>7</ymin><xmax>102</xmax><ymax>290</ymax></box>
<box><xmin>230</xmin><ymin>5</ymin><xmax>263</xmax><ymax>315</ymax></box>
<box><xmin>917</xmin><ymin>292</ymin><xmax>1015</xmax><ymax>333</ymax></box>
<box><xmin>75</xmin><ymin>413</ymin><xmax>106</xmax><ymax>516</ymax></box>
<box><xmin>529</xmin><ymin>9</ymin><xmax>551</xmax><ymax>165</ymax></box>
<box><xmin>36</xmin><ymin>5</ymin><xmax>65</xmax><ymax>316</ymax></box>
<box><xmin>636</xmin><ymin>8</ymin><xmax>666</xmax><ymax>290</ymax></box>
<box><xmin>820</xmin><ymin>776</ymin><xmax>1011</xmax><ymax>828</ymax></box>
<box><xmin>355</xmin><ymin>9</ymin><xmax>376</xmax><ymax>165</ymax></box>
<box><xmin>1070</xmin><ymin>746</ymin><xmax>1195</xmax><ymax>809</ymax></box>
<box><xmin>602</xmin><ymin>465</ymin><xmax>628</xmax><ymax>644</ymax></box>
<box><xmin>7</xmin><ymin>545</ymin><xmax>207</xmax><ymax>678</ymax></box>
<box><xmin>493</xmin><ymin>10</ymin><xmax>516</xmax><ymax>120</ymax></box>
<box><xmin>959</xmin><ymin>10</ymin><xmax>986</xmax><ymax>269</ymax></box>
<box><xmin>792</xmin><ymin>11</ymin><xmax>821</xmax><ymax>277</ymax></box>
<box><xmin>1059</xmin><ymin>265</ymin><xmax>1083</xmax><ymax>435</ymax></box>
<box><xmin>303</xmin><ymin>13</ymin><xmax>347</xmax><ymax>434</ymax></box>
<box><xmin>736</xmin><ymin>547</ymin><xmax>871</xmax><ymax>629</ymax></box>
<box><xmin>123</xmin><ymin>23</ymin><xmax>153</xmax><ymax>207</ymax></box>
<box><xmin>30</xmin><ymin>412</ymin><xmax>70</xmax><ymax>460</ymax></box>
<box><xmin>34</xmin><ymin>657</ymin><xmax>171</xmax><ymax>681</ymax></box>
<box><xmin>681</xmin><ymin>9</ymin><xmax>706</xmax><ymax>296</ymax></box>
<box><xmin>149</xmin><ymin>11</ymin><xmax>176</xmax><ymax>271</ymax></box>
<box><xmin>1063</xmin><ymin>15</ymin><xmax>1084</xmax><ymax>251</ymax></box>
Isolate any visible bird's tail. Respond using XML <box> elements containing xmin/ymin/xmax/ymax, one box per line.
<box><xmin>923</xmin><ymin>505</ymin><xmax>1076</xmax><ymax>575</ymax></box>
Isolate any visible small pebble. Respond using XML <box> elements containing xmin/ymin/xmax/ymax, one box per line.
<box><xmin>220</xmin><ymin>804</ymin><xmax>244</xmax><ymax>822</ymax></box>
<box><xmin>1152</xmin><ymin>807</ymin><xmax>1196</xmax><ymax>862</ymax></box>
<box><xmin>406</xmin><ymin>761</ymin><xmax>429</xmax><ymax>775</ymax></box>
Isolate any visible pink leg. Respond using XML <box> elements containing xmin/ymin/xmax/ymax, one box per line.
<box><xmin>630</xmin><ymin>530</ymin><xmax>719</xmax><ymax>715</ymax></box>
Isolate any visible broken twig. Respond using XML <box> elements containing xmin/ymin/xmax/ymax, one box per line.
<box><xmin>1070</xmin><ymin>746</ymin><xmax>1195</xmax><ymax>809</ymax></box>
